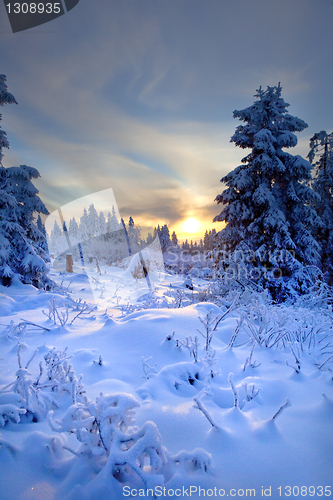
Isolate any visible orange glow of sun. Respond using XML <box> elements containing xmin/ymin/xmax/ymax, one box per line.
<box><xmin>182</xmin><ymin>217</ymin><xmax>201</xmax><ymax>234</ymax></box>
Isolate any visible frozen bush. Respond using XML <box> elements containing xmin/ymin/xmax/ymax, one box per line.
<box><xmin>49</xmin><ymin>392</ymin><xmax>167</xmax><ymax>488</ymax></box>
<box><xmin>0</xmin><ymin>344</ymin><xmax>58</xmax><ymax>422</ymax></box>
<box><xmin>0</xmin><ymin>403</ymin><xmax>25</xmax><ymax>426</ymax></box>
<box><xmin>43</xmin><ymin>347</ymin><xmax>86</xmax><ymax>404</ymax></box>
<box><xmin>49</xmin><ymin>390</ymin><xmax>211</xmax><ymax>490</ymax></box>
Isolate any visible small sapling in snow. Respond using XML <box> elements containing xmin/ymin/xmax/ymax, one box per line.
<box><xmin>193</xmin><ymin>396</ymin><xmax>219</xmax><ymax>429</ymax></box>
<box><xmin>318</xmin><ymin>354</ymin><xmax>333</xmax><ymax>370</ymax></box>
<box><xmin>179</xmin><ymin>335</ymin><xmax>200</xmax><ymax>362</ymax></box>
<box><xmin>141</xmin><ymin>356</ymin><xmax>158</xmax><ymax>379</ymax></box>
<box><xmin>242</xmin><ymin>382</ymin><xmax>260</xmax><ymax>403</ymax></box>
<box><xmin>286</xmin><ymin>341</ymin><xmax>301</xmax><ymax>373</ymax></box>
<box><xmin>228</xmin><ymin>372</ymin><xmax>238</xmax><ymax>408</ymax></box>
<box><xmin>165</xmin><ymin>331</ymin><xmax>175</xmax><ymax>341</ymax></box>
<box><xmin>243</xmin><ymin>340</ymin><xmax>261</xmax><ymax>371</ymax></box>
<box><xmin>201</xmin><ymin>348</ymin><xmax>220</xmax><ymax>379</ymax></box>
<box><xmin>197</xmin><ymin>309</ymin><xmax>220</xmax><ymax>353</ymax></box>
<box><xmin>228</xmin><ymin>315</ymin><xmax>245</xmax><ymax>348</ymax></box>
<box><xmin>93</xmin><ymin>355</ymin><xmax>103</xmax><ymax>366</ymax></box>
<box><xmin>272</xmin><ymin>398</ymin><xmax>290</xmax><ymax>421</ymax></box>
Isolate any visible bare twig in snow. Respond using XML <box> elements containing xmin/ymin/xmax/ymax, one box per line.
<box><xmin>272</xmin><ymin>398</ymin><xmax>290</xmax><ymax>420</ymax></box>
<box><xmin>193</xmin><ymin>397</ymin><xmax>219</xmax><ymax>429</ymax></box>
<box><xmin>228</xmin><ymin>372</ymin><xmax>238</xmax><ymax>407</ymax></box>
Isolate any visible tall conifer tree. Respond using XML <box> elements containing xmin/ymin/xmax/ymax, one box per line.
<box><xmin>0</xmin><ymin>75</ymin><xmax>50</xmax><ymax>287</ymax></box>
<box><xmin>214</xmin><ymin>84</ymin><xmax>322</xmax><ymax>299</ymax></box>
<box><xmin>308</xmin><ymin>131</ymin><xmax>333</xmax><ymax>284</ymax></box>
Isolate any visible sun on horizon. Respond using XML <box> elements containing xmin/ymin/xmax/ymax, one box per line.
<box><xmin>182</xmin><ymin>217</ymin><xmax>201</xmax><ymax>235</ymax></box>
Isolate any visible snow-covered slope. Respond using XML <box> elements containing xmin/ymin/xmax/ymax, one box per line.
<box><xmin>0</xmin><ymin>269</ymin><xmax>332</xmax><ymax>500</ymax></box>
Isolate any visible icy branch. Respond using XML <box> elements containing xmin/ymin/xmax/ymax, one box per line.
<box><xmin>272</xmin><ymin>398</ymin><xmax>290</xmax><ymax>420</ymax></box>
<box><xmin>193</xmin><ymin>397</ymin><xmax>219</xmax><ymax>429</ymax></box>
<box><xmin>228</xmin><ymin>372</ymin><xmax>238</xmax><ymax>408</ymax></box>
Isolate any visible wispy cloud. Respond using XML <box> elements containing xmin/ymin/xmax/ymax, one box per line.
<box><xmin>1</xmin><ymin>0</ymin><xmax>332</xmax><ymax>237</ymax></box>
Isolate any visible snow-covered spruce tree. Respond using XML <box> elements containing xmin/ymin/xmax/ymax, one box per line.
<box><xmin>36</xmin><ymin>214</ymin><xmax>49</xmax><ymax>261</ymax></box>
<box><xmin>106</xmin><ymin>206</ymin><xmax>119</xmax><ymax>237</ymax></box>
<box><xmin>159</xmin><ymin>224</ymin><xmax>172</xmax><ymax>253</ymax></box>
<box><xmin>87</xmin><ymin>203</ymin><xmax>99</xmax><ymax>239</ymax></box>
<box><xmin>214</xmin><ymin>84</ymin><xmax>322</xmax><ymax>301</ymax></box>
<box><xmin>0</xmin><ymin>75</ymin><xmax>51</xmax><ymax>288</ymax></box>
<box><xmin>49</xmin><ymin>219</ymin><xmax>63</xmax><ymax>255</ymax></box>
<box><xmin>68</xmin><ymin>217</ymin><xmax>79</xmax><ymax>240</ymax></box>
<box><xmin>0</xmin><ymin>76</ymin><xmax>19</xmax><ymax>284</ymax></box>
<box><xmin>0</xmin><ymin>74</ymin><xmax>17</xmax><ymax>164</ymax></box>
<box><xmin>182</xmin><ymin>239</ymin><xmax>190</xmax><ymax>252</ymax></box>
<box><xmin>171</xmin><ymin>230</ymin><xmax>178</xmax><ymax>246</ymax></box>
<box><xmin>79</xmin><ymin>207</ymin><xmax>89</xmax><ymax>241</ymax></box>
<box><xmin>308</xmin><ymin>131</ymin><xmax>333</xmax><ymax>284</ymax></box>
<box><xmin>4</xmin><ymin>165</ymin><xmax>50</xmax><ymax>287</ymax></box>
<box><xmin>204</xmin><ymin>229</ymin><xmax>217</xmax><ymax>253</ymax></box>
<box><xmin>146</xmin><ymin>232</ymin><xmax>154</xmax><ymax>245</ymax></box>
<box><xmin>127</xmin><ymin>216</ymin><xmax>141</xmax><ymax>251</ymax></box>
<box><xmin>98</xmin><ymin>211</ymin><xmax>106</xmax><ymax>239</ymax></box>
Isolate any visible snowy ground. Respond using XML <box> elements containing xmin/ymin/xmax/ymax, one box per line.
<box><xmin>0</xmin><ymin>263</ymin><xmax>333</xmax><ymax>500</ymax></box>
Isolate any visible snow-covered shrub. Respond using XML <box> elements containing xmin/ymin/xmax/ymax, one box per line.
<box><xmin>236</xmin><ymin>299</ymin><xmax>291</xmax><ymax>348</ymax></box>
<box><xmin>42</xmin><ymin>296</ymin><xmax>94</xmax><ymax>326</ymax></box>
<box><xmin>1</xmin><ymin>320</ymin><xmax>27</xmax><ymax>341</ymax></box>
<box><xmin>242</xmin><ymin>381</ymin><xmax>260</xmax><ymax>403</ymax></box>
<box><xmin>49</xmin><ymin>393</ymin><xmax>166</xmax><ymax>488</ymax></box>
<box><xmin>137</xmin><ymin>361</ymin><xmax>205</xmax><ymax>399</ymax></box>
<box><xmin>0</xmin><ymin>392</ymin><xmax>26</xmax><ymax>426</ymax></box>
<box><xmin>243</xmin><ymin>341</ymin><xmax>261</xmax><ymax>371</ymax></box>
<box><xmin>0</xmin><ymin>345</ymin><xmax>87</xmax><ymax>425</ymax></box>
<box><xmin>201</xmin><ymin>348</ymin><xmax>220</xmax><ymax>380</ymax></box>
<box><xmin>0</xmin><ymin>319</ymin><xmax>50</xmax><ymax>342</ymax></box>
<box><xmin>197</xmin><ymin>309</ymin><xmax>220</xmax><ymax>353</ymax></box>
<box><xmin>296</xmin><ymin>279</ymin><xmax>333</xmax><ymax>310</ymax></box>
<box><xmin>229</xmin><ymin>294</ymin><xmax>333</xmax><ymax>373</ymax></box>
<box><xmin>196</xmin><ymin>297</ymin><xmax>239</xmax><ymax>353</ymax></box>
<box><xmin>177</xmin><ymin>335</ymin><xmax>200</xmax><ymax>362</ymax></box>
<box><xmin>42</xmin><ymin>297</ymin><xmax>70</xmax><ymax>326</ymax></box>
<box><xmin>166</xmin><ymin>448</ymin><xmax>212</xmax><ymax>474</ymax></box>
<box><xmin>169</xmin><ymin>305</ymin><xmax>238</xmax><ymax>380</ymax></box>
<box><xmin>43</xmin><ymin>347</ymin><xmax>86</xmax><ymax>404</ymax></box>
<box><xmin>49</xmin><ymin>390</ymin><xmax>211</xmax><ymax>490</ymax></box>
<box><xmin>141</xmin><ymin>356</ymin><xmax>158</xmax><ymax>379</ymax></box>
<box><xmin>0</xmin><ymin>344</ymin><xmax>58</xmax><ymax>423</ymax></box>
<box><xmin>168</xmin><ymin>288</ymin><xmax>187</xmax><ymax>308</ymax></box>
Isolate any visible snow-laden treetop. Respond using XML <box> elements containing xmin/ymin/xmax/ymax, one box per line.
<box><xmin>0</xmin><ymin>74</ymin><xmax>18</xmax><ymax>165</ymax></box>
<box><xmin>231</xmin><ymin>83</ymin><xmax>307</xmax><ymax>151</ymax></box>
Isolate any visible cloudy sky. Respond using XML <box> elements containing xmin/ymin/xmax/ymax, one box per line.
<box><xmin>1</xmin><ymin>0</ymin><xmax>332</xmax><ymax>240</ymax></box>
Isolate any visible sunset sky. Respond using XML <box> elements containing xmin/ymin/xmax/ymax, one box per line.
<box><xmin>1</xmin><ymin>0</ymin><xmax>332</xmax><ymax>241</ymax></box>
